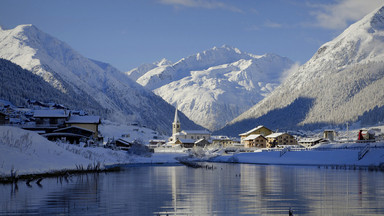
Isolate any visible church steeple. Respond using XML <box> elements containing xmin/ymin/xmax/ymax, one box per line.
<box><xmin>172</xmin><ymin>108</ymin><xmax>181</xmax><ymax>135</ymax></box>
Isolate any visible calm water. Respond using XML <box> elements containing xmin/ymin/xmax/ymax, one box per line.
<box><xmin>1</xmin><ymin>164</ymin><xmax>384</xmax><ymax>216</ymax></box>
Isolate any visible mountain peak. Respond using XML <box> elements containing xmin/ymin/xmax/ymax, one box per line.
<box><xmin>221</xmin><ymin>5</ymin><xmax>384</xmax><ymax>135</ymax></box>
<box><xmin>13</xmin><ymin>24</ymin><xmax>39</xmax><ymax>33</ymax></box>
<box><xmin>370</xmin><ymin>5</ymin><xmax>384</xmax><ymax>30</ymax></box>
<box><xmin>156</xmin><ymin>58</ymin><xmax>172</xmax><ymax>66</ymax></box>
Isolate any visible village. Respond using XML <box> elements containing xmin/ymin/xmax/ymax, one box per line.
<box><xmin>1</xmin><ymin>99</ymin><xmax>383</xmax><ymax>155</ymax></box>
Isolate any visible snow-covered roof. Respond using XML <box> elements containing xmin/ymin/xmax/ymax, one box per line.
<box><xmin>212</xmin><ymin>135</ymin><xmax>230</xmax><ymax>140</ymax></box>
<box><xmin>33</xmin><ymin>109</ymin><xmax>68</xmax><ymax>118</ymax></box>
<box><xmin>299</xmin><ymin>138</ymin><xmax>323</xmax><ymax>143</ymax></box>
<box><xmin>42</xmin><ymin>132</ymin><xmax>87</xmax><ymax>138</ymax></box>
<box><xmin>195</xmin><ymin>138</ymin><xmax>210</xmax><ymax>144</ymax></box>
<box><xmin>265</xmin><ymin>132</ymin><xmax>286</xmax><ymax>138</ymax></box>
<box><xmin>244</xmin><ymin>134</ymin><xmax>266</xmax><ymax>141</ymax></box>
<box><xmin>182</xmin><ymin>130</ymin><xmax>211</xmax><ymax>135</ymax></box>
<box><xmin>177</xmin><ymin>138</ymin><xmax>196</xmax><ymax>144</ymax></box>
<box><xmin>239</xmin><ymin>125</ymin><xmax>270</xmax><ymax>136</ymax></box>
<box><xmin>53</xmin><ymin>126</ymin><xmax>95</xmax><ymax>134</ymax></box>
<box><xmin>66</xmin><ymin>115</ymin><xmax>100</xmax><ymax>124</ymax></box>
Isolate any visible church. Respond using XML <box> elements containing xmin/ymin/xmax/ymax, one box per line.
<box><xmin>168</xmin><ymin>108</ymin><xmax>211</xmax><ymax>148</ymax></box>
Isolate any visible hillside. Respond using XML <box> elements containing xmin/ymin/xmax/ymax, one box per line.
<box><xmin>0</xmin><ymin>58</ymin><xmax>104</xmax><ymax>113</ymax></box>
<box><xmin>0</xmin><ymin>24</ymin><xmax>202</xmax><ymax>134</ymax></box>
<box><xmin>218</xmin><ymin>5</ymin><xmax>384</xmax><ymax>136</ymax></box>
<box><xmin>128</xmin><ymin>46</ymin><xmax>294</xmax><ymax>130</ymax></box>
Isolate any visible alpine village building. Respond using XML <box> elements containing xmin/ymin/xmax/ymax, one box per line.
<box><xmin>239</xmin><ymin>125</ymin><xmax>297</xmax><ymax>148</ymax></box>
<box><xmin>168</xmin><ymin>109</ymin><xmax>211</xmax><ymax>148</ymax></box>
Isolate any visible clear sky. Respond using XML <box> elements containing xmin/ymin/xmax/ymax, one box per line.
<box><xmin>0</xmin><ymin>0</ymin><xmax>383</xmax><ymax>71</ymax></box>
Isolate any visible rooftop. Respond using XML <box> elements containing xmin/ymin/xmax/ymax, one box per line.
<box><xmin>244</xmin><ymin>134</ymin><xmax>266</xmax><ymax>141</ymax></box>
<box><xmin>66</xmin><ymin>115</ymin><xmax>100</xmax><ymax>124</ymax></box>
<box><xmin>265</xmin><ymin>132</ymin><xmax>286</xmax><ymax>138</ymax></box>
<box><xmin>33</xmin><ymin>109</ymin><xmax>68</xmax><ymax>118</ymax></box>
<box><xmin>182</xmin><ymin>130</ymin><xmax>211</xmax><ymax>135</ymax></box>
<box><xmin>239</xmin><ymin>125</ymin><xmax>271</xmax><ymax>136</ymax></box>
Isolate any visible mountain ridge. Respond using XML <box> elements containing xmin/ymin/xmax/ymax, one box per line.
<box><xmin>0</xmin><ymin>24</ymin><xmax>202</xmax><ymax>134</ymax></box>
<box><xmin>128</xmin><ymin>45</ymin><xmax>294</xmax><ymax>131</ymax></box>
<box><xmin>217</xmin><ymin>5</ymin><xmax>384</xmax><ymax>136</ymax></box>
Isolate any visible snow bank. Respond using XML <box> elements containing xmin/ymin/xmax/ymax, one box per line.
<box><xmin>0</xmin><ymin>126</ymin><xmax>93</xmax><ymax>176</ymax></box>
<box><xmin>0</xmin><ymin>126</ymin><xmax>185</xmax><ymax>177</ymax></box>
<box><xmin>211</xmin><ymin>146</ymin><xmax>384</xmax><ymax>166</ymax></box>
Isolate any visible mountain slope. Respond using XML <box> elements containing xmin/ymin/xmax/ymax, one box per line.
<box><xmin>0</xmin><ymin>58</ymin><xmax>103</xmax><ymax>112</ymax></box>
<box><xmin>218</xmin><ymin>5</ymin><xmax>384</xmax><ymax>136</ymax></box>
<box><xmin>128</xmin><ymin>46</ymin><xmax>294</xmax><ymax>130</ymax></box>
<box><xmin>0</xmin><ymin>24</ymin><xmax>201</xmax><ymax>134</ymax></box>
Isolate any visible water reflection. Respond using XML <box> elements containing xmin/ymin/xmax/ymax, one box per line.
<box><xmin>1</xmin><ymin>164</ymin><xmax>384</xmax><ymax>215</ymax></box>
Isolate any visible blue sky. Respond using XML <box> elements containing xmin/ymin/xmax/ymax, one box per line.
<box><xmin>0</xmin><ymin>0</ymin><xmax>383</xmax><ymax>71</ymax></box>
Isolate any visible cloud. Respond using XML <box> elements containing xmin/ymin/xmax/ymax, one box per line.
<box><xmin>280</xmin><ymin>62</ymin><xmax>301</xmax><ymax>82</ymax></box>
<box><xmin>158</xmin><ymin>0</ymin><xmax>243</xmax><ymax>13</ymax></box>
<box><xmin>264</xmin><ymin>20</ymin><xmax>283</xmax><ymax>28</ymax></box>
<box><xmin>310</xmin><ymin>0</ymin><xmax>383</xmax><ymax>30</ymax></box>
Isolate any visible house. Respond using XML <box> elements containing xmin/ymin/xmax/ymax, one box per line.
<box><xmin>171</xmin><ymin>138</ymin><xmax>196</xmax><ymax>148</ymax></box>
<box><xmin>148</xmin><ymin>139</ymin><xmax>166</xmax><ymax>149</ymax></box>
<box><xmin>243</xmin><ymin>134</ymin><xmax>267</xmax><ymax>148</ymax></box>
<box><xmin>239</xmin><ymin>125</ymin><xmax>273</xmax><ymax>145</ymax></box>
<box><xmin>265</xmin><ymin>132</ymin><xmax>297</xmax><ymax>148</ymax></box>
<box><xmin>115</xmin><ymin>138</ymin><xmax>132</xmax><ymax>151</ymax></box>
<box><xmin>32</xmin><ymin>109</ymin><xmax>69</xmax><ymax>133</ymax></box>
<box><xmin>66</xmin><ymin>115</ymin><xmax>101</xmax><ymax>139</ymax></box>
<box><xmin>323</xmin><ymin>130</ymin><xmax>336</xmax><ymax>141</ymax></box>
<box><xmin>212</xmin><ymin>136</ymin><xmax>238</xmax><ymax>148</ymax></box>
<box><xmin>0</xmin><ymin>112</ymin><xmax>9</xmax><ymax>125</ymax></box>
<box><xmin>357</xmin><ymin>129</ymin><xmax>375</xmax><ymax>141</ymax></box>
<box><xmin>298</xmin><ymin>137</ymin><xmax>326</xmax><ymax>147</ymax></box>
<box><xmin>42</xmin><ymin>126</ymin><xmax>94</xmax><ymax>144</ymax></box>
<box><xmin>195</xmin><ymin>138</ymin><xmax>210</xmax><ymax>148</ymax></box>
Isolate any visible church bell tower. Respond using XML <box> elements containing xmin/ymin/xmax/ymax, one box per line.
<box><xmin>172</xmin><ymin>108</ymin><xmax>181</xmax><ymax>135</ymax></box>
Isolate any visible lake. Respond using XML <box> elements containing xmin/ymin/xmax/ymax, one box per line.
<box><xmin>1</xmin><ymin>164</ymin><xmax>384</xmax><ymax>215</ymax></box>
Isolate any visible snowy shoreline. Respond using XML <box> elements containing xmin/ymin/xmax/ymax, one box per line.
<box><xmin>1</xmin><ymin>126</ymin><xmax>384</xmax><ymax>183</ymax></box>
<box><xmin>209</xmin><ymin>144</ymin><xmax>384</xmax><ymax>168</ymax></box>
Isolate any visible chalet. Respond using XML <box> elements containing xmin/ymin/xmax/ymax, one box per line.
<box><xmin>195</xmin><ymin>138</ymin><xmax>210</xmax><ymax>148</ymax></box>
<box><xmin>66</xmin><ymin>115</ymin><xmax>101</xmax><ymax>139</ymax></box>
<box><xmin>265</xmin><ymin>133</ymin><xmax>297</xmax><ymax>148</ymax></box>
<box><xmin>298</xmin><ymin>138</ymin><xmax>326</xmax><ymax>147</ymax></box>
<box><xmin>172</xmin><ymin>138</ymin><xmax>196</xmax><ymax>148</ymax></box>
<box><xmin>115</xmin><ymin>138</ymin><xmax>132</xmax><ymax>151</ymax></box>
<box><xmin>212</xmin><ymin>136</ymin><xmax>238</xmax><ymax>147</ymax></box>
<box><xmin>239</xmin><ymin>125</ymin><xmax>273</xmax><ymax>145</ymax></box>
<box><xmin>243</xmin><ymin>134</ymin><xmax>267</xmax><ymax>148</ymax></box>
<box><xmin>32</xmin><ymin>109</ymin><xmax>69</xmax><ymax>132</ymax></box>
<box><xmin>43</xmin><ymin>126</ymin><xmax>94</xmax><ymax>144</ymax></box>
<box><xmin>148</xmin><ymin>139</ymin><xmax>166</xmax><ymax>148</ymax></box>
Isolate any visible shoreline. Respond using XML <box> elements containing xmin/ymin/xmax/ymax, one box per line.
<box><xmin>2</xmin><ymin>159</ymin><xmax>384</xmax><ymax>184</ymax></box>
<box><xmin>0</xmin><ymin>166</ymin><xmax>121</xmax><ymax>184</ymax></box>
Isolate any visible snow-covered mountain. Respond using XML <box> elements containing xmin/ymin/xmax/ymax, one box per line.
<box><xmin>0</xmin><ymin>58</ymin><xmax>104</xmax><ymax>111</ymax></box>
<box><xmin>0</xmin><ymin>24</ymin><xmax>202</xmax><ymax>134</ymax></box>
<box><xmin>128</xmin><ymin>45</ymin><xmax>294</xmax><ymax>130</ymax></box>
<box><xmin>218</xmin><ymin>5</ymin><xmax>384</xmax><ymax>136</ymax></box>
